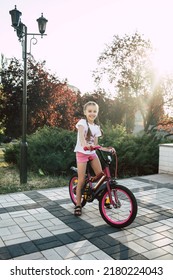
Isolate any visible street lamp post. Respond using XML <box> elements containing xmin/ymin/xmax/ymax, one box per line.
<box><xmin>9</xmin><ymin>6</ymin><xmax>48</xmax><ymax>184</ymax></box>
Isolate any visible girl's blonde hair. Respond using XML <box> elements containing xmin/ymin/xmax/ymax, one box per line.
<box><xmin>83</xmin><ymin>101</ymin><xmax>100</xmax><ymax>141</ymax></box>
<box><xmin>83</xmin><ymin>101</ymin><xmax>99</xmax><ymax>113</ymax></box>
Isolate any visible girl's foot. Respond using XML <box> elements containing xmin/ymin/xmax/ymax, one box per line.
<box><xmin>74</xmin><ymin>205</ymin><xmax>82</xmax><ymax>216</ymax></box>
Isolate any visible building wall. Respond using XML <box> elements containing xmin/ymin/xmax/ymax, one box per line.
<box><xmin>159</xmin><ymin>144</ymin><xmax>173</xmax><ymax>175</ymax></box>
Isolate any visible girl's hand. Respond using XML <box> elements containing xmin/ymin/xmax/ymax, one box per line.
<box><xmin>83</xmin><ymin>145</ymin><xmax>101</xmax><ymax>151</ymax></box>
<box><xmin>83</xmin><ymin>145</ymin><xmax>93</xmax><ymax>151</ymax></box>
<box><xmin>108</xmin><ymin>147</ymin><xmax>116</xmax><ymax>154</ymax></box>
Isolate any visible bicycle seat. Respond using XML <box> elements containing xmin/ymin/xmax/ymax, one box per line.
<box><xmin>70</xmin><ymin>166</ymin><xmax>78</xmax><ymax>173</ymax></box>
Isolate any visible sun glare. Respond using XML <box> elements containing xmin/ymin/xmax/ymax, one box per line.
<box><xmin>152</xmin><ymin>47</ymin><xmax>173</xmax><ymax>77</ymax></box>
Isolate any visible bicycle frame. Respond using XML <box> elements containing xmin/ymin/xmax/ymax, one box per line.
<box><xmin>80</xmin><ymin>149</ymin><xmax>118</xmax><ymax>205</ymax></box>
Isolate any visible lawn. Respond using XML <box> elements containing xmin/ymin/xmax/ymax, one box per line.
<box><xmin>0</xmin><ymin>147</ymin><xmax>69</xmax><ymax>194</ymax></box>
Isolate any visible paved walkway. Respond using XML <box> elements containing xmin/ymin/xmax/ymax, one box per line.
<box><xmin>0</xmin><ymin>173</ymin><xmax>173</xmax><ymax>260</ymax></box>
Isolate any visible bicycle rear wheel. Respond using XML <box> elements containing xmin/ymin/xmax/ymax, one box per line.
<box><xmin>99</xmin><ymin>185</ymin><xmax>137</xmax><ymax>228</ymax></box>
<box><xmin>69</xmin><ymin>175</ymin><xmax>87</xmax><ymax>207</ymax></box>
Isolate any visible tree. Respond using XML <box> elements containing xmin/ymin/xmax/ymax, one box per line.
<box><xmin>0</xmin><ymin>56</ymin><xmax>79</xmax><ymax>138</ymax></box>
<box><xmin>93</xmin><ymin>32</ymin><xmax>167</xmax><ymax>132</ymax></box>
<box><xmin>27</xmin><ymin>59</ymin><xmax>79</xmax><ymax>133</ymax></box>
<box><xmin>0</xmin><ymin>56</ymin><xmax>23</xmax><ymax>138</ymax></box>
<box><xmin>76</xmin><ymin>89</ymin><xmax>124</xmax><ymax>128</ymax></box>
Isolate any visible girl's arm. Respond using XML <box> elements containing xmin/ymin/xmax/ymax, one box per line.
<box><xmin>94</xmin><ymin>137</ymin><xmax>115</xmax><ymax>154</ymax></box>
<box><xmin>78</xmin><ymin>125</ymin><xmax>87</xmax><ymax>147</ymax></box>
<box><xmin>94</xmin><ymin>137</ymin><xmax>98</xmax><ymax>145</ymax></box>
<box><xmin>100</xmin><ymin>146</ymin><xmax>116</xmax><ymax>154</ymax></box>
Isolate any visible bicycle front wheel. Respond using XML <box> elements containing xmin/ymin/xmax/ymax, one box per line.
<box><xmin>99</xmin><ymin>185</ymin><xmax>137</xmax><ymax>228</ymax></box>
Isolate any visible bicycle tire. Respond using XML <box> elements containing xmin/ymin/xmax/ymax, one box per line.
<box><xmin>99</xmin><ymin>184</ymin><xmax>137</xmax><ymax>228</ymax></box>
<box><xmin>69</xmin><ymin>175</ymin><xmax>87</xmax><ymax>207</ymax></box>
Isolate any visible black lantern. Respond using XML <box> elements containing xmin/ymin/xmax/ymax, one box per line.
<box><xmin>37</xmin><ymin>13</ymin><xmax>48</xmax><ymax>36</ymax></box>
<box><xmin>9</xmin><ymin>5</ymin><xmax>22</xmax><ymax>28</ymax></box>
<box><xmin>16</xmin><ymin>21</ymin><xmax>25</xmax><ymax>41</ymax></box>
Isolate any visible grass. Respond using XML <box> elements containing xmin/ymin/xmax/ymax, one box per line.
<box><xmin>0</xmin><ymin>164</ymin><xmax>69</xmax><ymax>194</ymax></box>
<box><xmin>0</xmin><ymin>148</ymin><xmax>69</xmax><ymax>194</ymax></box>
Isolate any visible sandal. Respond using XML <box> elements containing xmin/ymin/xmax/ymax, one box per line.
<box><xmin>74</xmin><ymin>205</ymin><xmax>82</xmax><ymax>216</ymax></box>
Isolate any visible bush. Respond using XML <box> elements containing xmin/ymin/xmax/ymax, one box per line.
<box><xmin>4</xmin><ymin>126</ymin><xmax>76</xmax><ymax>176</ymax></box>
<box><xmin>100</xmin><ymin>123</ymin><xmax>173</xmax><ymax>177</ymax></box>
<box><xmin>4</xmin><ymin>142</ymin><xmax>20</xmax><ymax>164</ymax></box>
<box><xmin>27</xmin><ymin>126</ymin><xmax>76</xmax><ymax>175</ymax></box>
<box><xmin>4</xmin><ymin>124</ymin><xmax>173</xmax><ymax>178</ymax></box>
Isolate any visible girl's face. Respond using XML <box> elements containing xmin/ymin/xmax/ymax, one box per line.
<box><xmin>84</xmin><ymin>104</ymin><xmax>98</xmax><ymax>124</ymax></box>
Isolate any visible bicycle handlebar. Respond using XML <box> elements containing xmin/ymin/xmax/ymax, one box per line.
<box><xmin>83</xmin><ymin>145</ymin><xmax>101</xmax><ymax>151</ymax></box>
<box><xmin>83</xmin><ymin>145</ymin><xmax>118</xmax><ymax>178</ymax></box>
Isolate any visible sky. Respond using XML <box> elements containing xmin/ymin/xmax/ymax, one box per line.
<box><xmin>1</xmin><ymin>0</ymin><xmax>173</xmax><ymax>93</ymax></box>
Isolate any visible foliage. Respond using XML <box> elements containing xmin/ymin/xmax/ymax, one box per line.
<box><xmin>4</xmin><ymin>142</ymin><xmax>20</xmax><ymax>165</ymax></box>
<box><xmin>27</xmin><ymin>59</ymin><xmax>79</xmax><ymax>133</ymax></box>
<box><xmin>99</xmin><ymin>122</ymin><xmax>173</xmax><ymax>177</ymax></box>
<box><xmin>93</xmin><ymin>32</ymin><xmax>169</xmax><ymax>132</ymax></box>
<box><xmin>4</xmin><ymin>126</ymin><xmax>76</xmax><ymax>175</ymax></box>
<box><xmin>4</xmin><ymin>125</ymin><xmax>173</xmax><ymax>178</ymax></box>
<box><xmin>0</xmin><ymin>56</ymin><xmax>79</xmax><ymax>138</ymax></box>
<box><xmin>0</xmin><ymin>57</ymin><xmax>23</xmax><ymax>138</ymax></box>
<box><xmin>27</xmin><ymin>126</ymin><xmax>76</xmax><ymax>175</ymax></box>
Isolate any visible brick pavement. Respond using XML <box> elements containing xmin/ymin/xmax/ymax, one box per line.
<box><xmin>0</xmin><ymin>173</ymin><xmax>173</xmax><ymax>260</ymax></box>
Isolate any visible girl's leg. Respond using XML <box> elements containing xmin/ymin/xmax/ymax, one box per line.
<box><xmin>76</xmin><ymin>162</ymin><xmax>87</xmax><ymax>207</ymax></box>
<box><xmin>90</xmin><ymin>156</ymin><xmax>102</xmax><ymax>175</ymax></box>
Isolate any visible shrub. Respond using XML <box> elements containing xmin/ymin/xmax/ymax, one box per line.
<box><xmin>100</xmin><ymin>123</ymin><xmax>173</xmax><ymax>177</ymax></box>
<box><xmin>4</xmin><ymin>142</ymin><xmax>20</xmax><ymax>165</ymax></box>
<box><xmin>4</xmin><ymin>126</ymin><xmax>76</xmax><ymax>176</ymax></box>
<box><xmin>27</xmin><ymin>126</ymin><xmax>76</xmax><ymax>175</ymax></box>
<box><xmin>4</xmin><ymin>124</ymin><xmax>173</xmax><ymax>178</ymax></box>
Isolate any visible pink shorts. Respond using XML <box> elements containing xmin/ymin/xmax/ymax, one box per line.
<box><xmin>76</xmin><ymin>152</ymin><xmax>98</xmax><ymax>163</ymax></box>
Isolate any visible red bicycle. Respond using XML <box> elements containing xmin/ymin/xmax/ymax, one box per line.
<box><xmin>69</xmin><ymin>146</ymin><xmax>137</xmax><ymax>228</ymax></box>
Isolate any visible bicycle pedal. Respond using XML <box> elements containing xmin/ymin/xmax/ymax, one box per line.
<box><xmin>104</xmin><ymin>203</ymin><xmax>112</xmax><ymax>209</ymax></box>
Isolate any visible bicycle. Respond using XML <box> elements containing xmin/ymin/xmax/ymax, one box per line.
<box><xmin>69</xmin><ymin>146</ymin><xmax>138</xmax><ymax>228</ymax></box>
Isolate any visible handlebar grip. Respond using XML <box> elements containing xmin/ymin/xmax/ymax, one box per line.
<box><xmin>83</xmin><ymin>145</ymin><xmax>101</xmax><ymax>151</ymax></box>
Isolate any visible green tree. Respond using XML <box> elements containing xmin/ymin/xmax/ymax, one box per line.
<box><xmin>0</xmin><ymin>56</ymin><xmax>79</xmax><ymax>138</ymax></box>
<box><xmin>0</xmin><ymin>57</ymin><xmax>23</xmax><ymax>138</ymax></box>
<box><xmin>77</xmin><ymin>89</ymin><xmax>123</xmax><ymax>127</ymax></box>
<box><xmin>93</xmin><ymin>32</ymin><xmax>166</xmax><ymax>132</ymax></box>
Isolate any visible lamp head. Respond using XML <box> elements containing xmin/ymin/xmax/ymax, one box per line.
<box><xmin>9</xmin><ymin>5</ymin><xmax>22</xmax><ymax>28</ymax></box>
<box><xmin>37</xmin><ymin>13</ymin><xmax>48</xmax><ymax>36</ymax></box>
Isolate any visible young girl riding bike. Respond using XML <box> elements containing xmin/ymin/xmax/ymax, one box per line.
<box><xmin>74</xmin><ymin>101</ymin><xmax>115</xmax><ymax>216</ymax></box>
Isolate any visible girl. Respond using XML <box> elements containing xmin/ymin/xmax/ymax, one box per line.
<box><xmin>74</xmin><ymin>101</ymin><xmax>114</xmax><ymax>216</ymax></box>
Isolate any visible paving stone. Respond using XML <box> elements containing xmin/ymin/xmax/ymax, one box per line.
<box><xmin>130</xmin><ymin>254</ymin><xmax>148</xmax><ymax>260</ymax></box>
<box><xmin>104</xmin><ymin>244</ymin><xmax>128</xmax><ymax>255</ymax></box>
<box><xmin>90</xmin><ymin>237</ymin><xmax>110</xmax><ymax>249</ymax></box>
<box><xmin>41</xmin><ymin>248</ymin><xmax>63</xmax><ymax>260</ymax></box>
<box><xmin>36</xmin><ymin>240</ymin><xmax>63</xmax><ymax>251</ymax></box>
<box><xmin>142</xmin><ymin>248</ymin><xmax>168</xmax><ymax>259</ymax></box>
<box><xmin>123</xmin><ymin>241</ymin><xmax>147</xmax><ymax>254</ymax></box>
<box><xmin>0</xmin><ymin>174</ymin><xmax>173</xmax><ymax>260</ymax></box>
<box><xmin>5</xmin><ymin>237</ymin><xmax>30</xmax><ymax>246</ymax></box>
<box><xmin>56</xmin><ymin>233</ymin><xmax>74</xmax><ymax>245</ymax></box>
<box><xmin>135</xmin><ymin>238</ymin><xmax>157</xmax><ymax>250</ymax></box>
<box><xmin>143</xmin><ymin>233</ymin><xmax>165</xmax><ymax>242</ymax></box>
<box><xmin>79</xmin><ymin>253</ymin><xmax>97</xmax><ymax>260</ymax></box>
<box><xmin>54</xmin><ymin>245</ymin><xmax>76</xmax><ymax>259</ymax></box>
<box><xmin>14</xmin><ymin>252</ymin><xmax>44</xmax><ymax>260</ymax></box>
<box><xmin>91</xmin><ymin>250</ymin><xmax>113</xmax><ymax>260</ymax></box>
<box><xmin>21</xmin><ymin>242</ymin><xmax>38</xmax><ymax>254</ymax></box>
<box><xmin>155</xmin><ymin>254</ymin><xmax>173</xmax><ymax>260</ymax></box>
<box><xmin>112</xmin><ymin>248</ymin><xmax>139</xmax><ymax>260</ymax></box>
<box><xmin>7</xmin><ymin>244</ymin><xmax>26</xmax><ymax>258</ymax></box>
<box><xmin>152</xmin><ymin>237</ymin><xmax>173</xmax><ymax>247</ymax></box>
